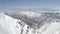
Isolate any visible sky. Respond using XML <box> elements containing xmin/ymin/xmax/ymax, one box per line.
<box><xmin>0</xmin><ymin>0</ymin><xmax>60</xmax><ymax>8</ymax></box>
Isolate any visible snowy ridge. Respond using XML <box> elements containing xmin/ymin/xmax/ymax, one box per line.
<box><xmin>0</xmin><ymin>12</ymin><xmax>38</xmax><ymax>34</ymax></box>
<box><xmin>5</xmin><ymin>11</ymin><xmax>43</xmax><ymax>28</ymax></box>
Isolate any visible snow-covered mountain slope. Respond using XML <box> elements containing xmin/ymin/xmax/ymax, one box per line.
<box><xmin>0</xmin><ymin>12</ymin><xmax>38</xmax><ymax>34</ymax></box>
<box><xmin>5</xmin><ymin>11</ymin><xmax>59</xmax><ymax>29</ymax></box>
<box><xmin>5</xmin><ymin>11</ymin><xmax>43</xmax><ymax>28</ymax></box>
<box><xmin>0</xmin><ymin>12</ymin><xmax>20</xmax><ymax>34</ymax></box>
<box><xmin>39</xmin><ymin>19</ymin><xmax>60</xmax><ymax>34</ymax></box>
<box><xmin>1</xmin><ymin>11</ymin><xmax>60</xmax><ymax>34</ymax></box>
<box><xmin>0</xmin><ymin>12</ymin><xmax>41</xmax><ymax>34</ymax></box>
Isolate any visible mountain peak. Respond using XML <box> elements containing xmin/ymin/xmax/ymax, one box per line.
<box><xmin>16</xmin><ymin>11</ymin><xmax>42</xmax><ymax>18</ymax></box>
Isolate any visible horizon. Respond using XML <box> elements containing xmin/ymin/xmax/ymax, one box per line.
<box><xmin>0</xmin><ymin>0</ymin><xmax>60</xmax><ymax>13</ymax></box>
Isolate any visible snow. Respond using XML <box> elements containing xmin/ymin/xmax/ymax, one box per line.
<box><xmin>17</xmin><ymin>11</ymin><xmax>42</xmax><ymax>18</ymax></box>
<box><xmin>0</xmin><ymin>12</ymin><xmax>60</xmax><ymax>34</ymax></box>
<box><xmin>22</xmin><ymin>24</ymin><xmax>28</xmax><ymax>34</ymax></box>
<box><xmin>0</xmin><ymin>12</ymin><xmax>35</xmax><ymax>34</ymax></box>
<box><xmin>0</xmin><ymin>12</ymin><xmax>19</xmax><ymax>34</ymax></box>
<box><xmin>40</xmin><ymin>21</ymin><xmax>60</xmax><ymax>34</ymax></box>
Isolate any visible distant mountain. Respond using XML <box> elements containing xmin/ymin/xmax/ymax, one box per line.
<box><xmin>44</xmin><ymin>13</ymin><xmax>60</xmax><ymax>20</ymax></box>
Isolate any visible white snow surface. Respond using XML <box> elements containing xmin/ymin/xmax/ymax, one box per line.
<box><xmin>40</xmin><ymin>21</ymin><xmax>60</xmax><ymax>34</ymax></box>
<box><xmin>0</xmin><ymin>12</ymin><xmax>20</xmax><ymax>34</ymax></box>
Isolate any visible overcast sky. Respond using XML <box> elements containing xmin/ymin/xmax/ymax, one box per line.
<box><xmin>0</xmin><ymin>0</ymin><xmax>60</xmax><ymax>8</ymax></box>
